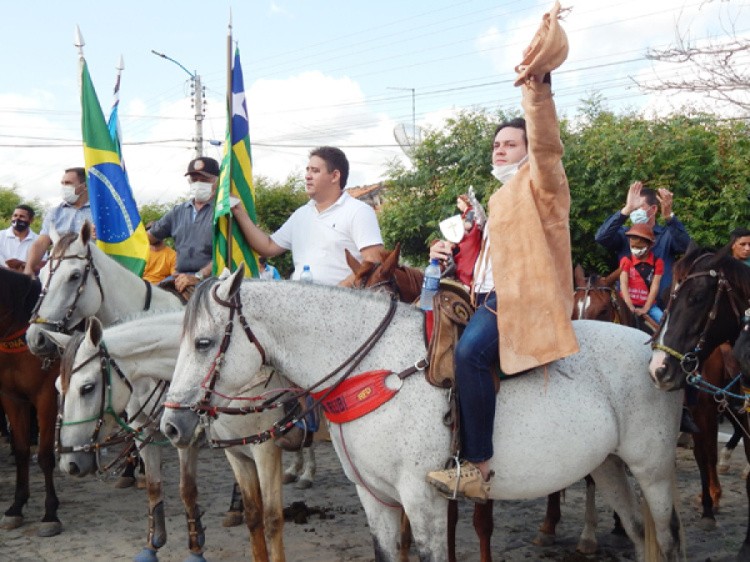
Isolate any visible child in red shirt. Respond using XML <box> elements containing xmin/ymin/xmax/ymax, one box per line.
<box><xmin>619</xmin><ymin>223</ymin><xmax>664</xmax><ymax>324</ymax></box>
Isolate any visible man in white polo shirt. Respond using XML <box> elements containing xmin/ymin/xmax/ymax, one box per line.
<box><xmin>0</xmin><ymin>204</ymin><xmax>40</xmax><ymax>272</ymax></box>
<box><xmin>231</xmin><ymin>146</ymin><xmax>384</xmax><ymax>451</ymax></box>
<box><xmin>232</xmin><ymin>146</ymin><xmax>384</xmax><ymax>283</ymax></box>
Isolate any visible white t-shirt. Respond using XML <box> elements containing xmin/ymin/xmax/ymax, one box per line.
<box><xmin>0</xmin><ymin>226</ymin><xmax>39</xmax><ymax>268</ymax></box>
<box><xmin>271</xmin><ymin>192</ymin><xmax>383</xmax><ymax>286</ymax></box>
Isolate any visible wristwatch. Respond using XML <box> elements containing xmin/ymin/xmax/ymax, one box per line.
<box><xmin>195</xmin><ymin>270</ymin><xmax>205</xmax><ymax>281</ymax></box>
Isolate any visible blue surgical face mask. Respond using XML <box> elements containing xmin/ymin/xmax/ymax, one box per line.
<box><xmin>629</xmin><ymin>208</ymin><xmax>649</xmax><ymax>225</ymax></box>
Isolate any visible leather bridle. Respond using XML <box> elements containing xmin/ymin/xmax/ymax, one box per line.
<box><xmin>56</xmin><ymin>341</ymin><xmax>168</xmax><ymax>472</ymax></box>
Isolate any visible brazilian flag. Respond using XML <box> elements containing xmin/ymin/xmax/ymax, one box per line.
<box><xmin>213</xmin><ymin>47</ymin><xmax>259</xmax><ymax>277</ymax></box>
<box><xmin>81</xmin><ymin>58</ymin><xmax>148</xmax><ymax>275</ymax></box>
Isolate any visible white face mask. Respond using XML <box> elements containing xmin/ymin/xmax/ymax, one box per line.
<box><xmin>491</xmin><ymin>155</ymin><xmax>528</xmax><ymax>185</ymax></box>
<box><xmin>629</xmin><ymin>208</ymin><xmax>651</xmax><ymax>225</ymax></box>
<box><xmin>189</xmin><ymin>181</ymin><xmax>214</xmax><ymax>203</ymax></box>
<box><xmin>630</xmin><ymin>246</ymin><xmax>649</xmax><ymax>259</ymax></box>
<box><xmin>62</xmin><ymin>183</ymin><xmax>83</xmax><ymax>205</ymax></box>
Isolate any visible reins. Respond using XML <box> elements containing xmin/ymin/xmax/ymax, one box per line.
<box><xmin>30</xmin><ymin>243</ymin><xmax>154</xmax><ymax>334</ymax></box>
<box><xmin>165</xmin><ymin>283</ymin><xmax>417</xmax><ymax>448</ymax></box>
<box><xmin>56</xmin><ymin>341</ymin><xmax>169</xmax><ymax>472</ymax></box>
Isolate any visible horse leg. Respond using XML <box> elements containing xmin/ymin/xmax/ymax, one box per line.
<box><xmin>295</xmin><ymin>441</ymin><xmax>316</xmax><ymax>490</ymax></box>
<box><xmin>719</xmin><ymin>420</ymin><xmax>743</xmax><ymax>474</ymax></box>
<box><xmin>133</xmin><ymin>445</ymin><xmax>167</xmax><ymax>562</ymax></box>
<box><xmin>283</xmin><ymin>450</ymin><xmax>303</xmax><ymax>485</ymax></box>
<box><xmin>224</xmin><ymin>451</ymin><xmax>270</xmax><ymax>562</ymax></box>
<box><xmin>533</xmin><ymin>491</ymin><xmax>560</xmax><ymax>546</ymax></box>
<box><xmin>251</xmin><ymin>442</ymin><xmax>286</xmax><ymax>562</ymax></box>
<box><xmin>397</xmin><ymin>486</ymin><xmax>449</xmax><ymax>562</ymax></box>
<box><xmin>589</xmin><ymin>456</ymin><xmax>646</xmax><ymax>560</ymax></box>
<box><xmin>33</xmin><ymin>387</ymin><xmax>61</xmax><ymax>537</ymax></box>
<box><xmin>0</xmin><ymin>397</ymin><xmax>30</xmax><ymax>530</ymax></box>
<box><xmin>691</xmin><ymin>391</ymin><xmax>720</xmax><ymax>528</ymax></box>
<box><xmin>576</xmin><ymin>476</ymin><xmax>598</xmax><ymax>554</ymax></box>
<box><xmin>355</xmin><ymin>490</ymin><xmax>412</xmax><ymax>562</ymax></box>
<box><xmin>177</xmin><ymin>445</ymin><xmax>206</xmax><ymax>562</ymax></box>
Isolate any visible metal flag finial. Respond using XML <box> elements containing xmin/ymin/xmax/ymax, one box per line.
<box><xmin>74</xmin><ymin>25</ymin><xmax>85</xmax><ymax>57</ymax></box>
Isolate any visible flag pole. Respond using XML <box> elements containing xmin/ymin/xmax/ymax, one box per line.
<box><xmin>225</xmin><ymin>10</ymin><xmax>234</xmax><ymax>272</ymax></box>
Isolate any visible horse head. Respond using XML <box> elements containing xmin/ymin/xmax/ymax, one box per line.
<box><xmin>650</xmin><ymin>246</ymin><xmax>750</xmax><ymax>391</ymax></box>
<box><xmin>572</xmin><ymin>265</ymin><xmax>627</xmax><ymax>324</ymax></box>
<box><xmin>162</xmin><ymin>264</ymin><xmax>265</xmax><ymax>448</ymax></box>
<box><xmin>28</xmin><ymin>223</ymin><xmax>102</xmax><ymax>357</ymax></box>
<box><xmin>55</xmin><ymin>317</ymin><xmax>134</xmax><ymax>477</ymax></box>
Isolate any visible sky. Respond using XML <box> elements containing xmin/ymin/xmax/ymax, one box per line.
<box><xmin>1</xmin><ymin>0</ymin><xmax>748</xmax><ymax>211</ymax></box>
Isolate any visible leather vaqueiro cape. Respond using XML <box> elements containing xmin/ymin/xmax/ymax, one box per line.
<box><xmin>487</xmin><ymin>1</ymin><xmax>579</xmax><ymax>374</ymax></box>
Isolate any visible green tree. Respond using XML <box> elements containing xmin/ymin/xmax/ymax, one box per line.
<box><xmin>382</xmin><ymin>100</ymin><xmax>750</xmax><ymax>273</ymax></box>
<box><xmin>0</xmin><ymin>186</ymin><xmax>45</xmax><ymax>231</ymax></box>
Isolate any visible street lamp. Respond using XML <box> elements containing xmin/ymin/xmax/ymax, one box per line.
<box><xmin>152</xmin><ymin>50</ymin><xmax>205</xmax><ymax>158</ymax></box>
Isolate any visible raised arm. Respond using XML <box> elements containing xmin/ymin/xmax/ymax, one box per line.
<box><xmin>231</xmin><ymin>204</ymin><xmax>285</xmax><ymax>257</ymax></box>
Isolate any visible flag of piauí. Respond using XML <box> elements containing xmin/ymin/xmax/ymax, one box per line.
<box><xmin>213</xmin><ymin>47</ymin><xmax>259</xmax><ymax>277</ymax></box>
<box><xmin>80</xmin><ymin>59</ymin><xmax>148</xmax><ymax>276</ymax></box>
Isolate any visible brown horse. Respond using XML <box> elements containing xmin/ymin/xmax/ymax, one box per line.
<box><xmin>0</xmin><ymin>268</ymin><xmax>61</xmax><ymax>536</ymax></box>
<box><xmin>346</xmin><ymin>248</ymin><xmax>598</xmax><ymax>560</ymax></box>
<box><xmin>574</xmin><ymin>262</ymin><xmax>741</xmax><ymax>530</ymax></box>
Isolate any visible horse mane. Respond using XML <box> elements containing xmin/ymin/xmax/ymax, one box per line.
<box><xmin>59</xmin><ymin>331</ymin><xmax>86</xmax><ymax>395</ymax></box>
<box><xmin>50</xmin><ymin>232</ymin><xmax>80</xmax><ymax>259</ymax></box>
<box><xmin>672</xmin><ymin>244</ymin><xmax>750</xmax><ymax>304</ymax></box>
<box><xmin>0</xmin><ymin>268</ymin><xmax>41</xmax><ymax>327</ymax></box>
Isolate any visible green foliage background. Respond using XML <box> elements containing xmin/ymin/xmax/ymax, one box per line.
<box><xmin>380</xmin><ymin>100</ymin><xmax>750</xmax><ymax>272</ymax></box>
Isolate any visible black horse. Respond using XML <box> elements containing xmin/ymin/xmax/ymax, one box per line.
<box><xmin>650</xmin><ymin>245</ymin><xmax>750</xmax><ymax>561</ymax></box>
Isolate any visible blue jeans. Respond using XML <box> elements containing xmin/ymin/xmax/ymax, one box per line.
<box><xmin>647</xmin><ymin>304</ymin><xmax>663</xmax><ymax>324</ymax></box>
<box><xmin>455</xmin><ymin>292</ymin><xmax>498</xmax><ymax>463</ymax></box>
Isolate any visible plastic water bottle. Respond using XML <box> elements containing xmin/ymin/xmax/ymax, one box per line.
<box><xmin>299</xmin><ymin>265</ymin><xmax>313</xmax><ymax>283</ymax></box>
<box><xmin>420</xmin><ymin>258</ymin><xmax>441</xmax><ymax>311</ymax></box>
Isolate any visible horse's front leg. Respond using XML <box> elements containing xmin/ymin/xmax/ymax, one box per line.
<box><xmin>361</xmin><ymin>483</ymin><xmax>448</xmax><ymax>562</ymax></box>
<box><xmin>224</xmin><ymin>449</ymin><xmax>270</xmax><ymax>562</ymax></box>
<box><xmin>134</xmin><ymin>443</ymin><xmax>166</xmax><ymax>562</ymax></box>
<box><xmin>34</xmin><ymin>385</ymin><xmax>61</xmax><ymax>537</ymax></box>
<box><xmin>250</xmin><ymin>441</ymin><xmax>286</xmax><ymax>562</ymax></box>
<box><xmin>0</xmin><ymin>397</ymin><xmax>30</xmax><ymax>530</ymax></box>
<box><xmin>177</xmin><ymin>445</ymin><xmax>206</xmax><ymax>562</ymax></box>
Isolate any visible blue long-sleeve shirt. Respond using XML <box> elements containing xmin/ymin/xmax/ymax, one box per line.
<box><xmin>595</xmin><ymin>211</ymin><xmax>691</xmax><ymax>306</ymax></box>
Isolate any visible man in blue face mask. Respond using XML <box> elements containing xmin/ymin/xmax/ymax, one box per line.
<box><xmin>595</xmin><ymin>180</ymin><xmax>691</xmax><ymax>306</ymax></box>
<box><xmin>0</xmin><ymin>204</ymin><xmax>42</xmax><ymax>272</ymax></box>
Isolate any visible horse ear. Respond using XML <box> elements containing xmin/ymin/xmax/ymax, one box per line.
<box><xmin>216</xmin><ymin>262</ymin><xmax>245</xmax><ymax>302</ymax></box>
<box><xmin>382</xmin><ymin>244</ymin><xmax>400</xmax><ymax>273</ymax></box>
<box><xmin>43</xmin><ymin>330</ymin><xmax>72</xmax><ymax>351</ymax></box>
<box><xmin>85</xmin><ymin>317</ymin><xmax>104</xmax><ymax>348</ymax></box>
<box><xmin>573</xmin><ymin>264</ymin><xmax>585</xmax><ymax>288</ymax></box>
<box><xmin>80</xmin><ymin>221</ymin><xmax>92</xmax><ymax>246</ymax></box>
<box><xmin>345</xmin><ymin>249</ymin><xmax>361</xmax><ymax>273</ymax></box>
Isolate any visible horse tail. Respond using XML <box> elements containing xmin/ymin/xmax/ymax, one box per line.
<box><xmin>642</xmin><ymin>472</ymin><xmax>685</xmax><ymax>562</ymax></box>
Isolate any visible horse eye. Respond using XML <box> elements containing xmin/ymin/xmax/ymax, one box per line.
<box><xmin>69</xmin><ymin>271</ymin><xmax>82</xmax><ymax>282</ymax></box>
<box><xmin>80</xmin><ymin>383</ymin><xmax>95</xmax><ymax>396</ymax></box>
<box><xmin>195</xmin><ymin>337</ymin><xmax>213</xmax><ymax>351</ymax></box>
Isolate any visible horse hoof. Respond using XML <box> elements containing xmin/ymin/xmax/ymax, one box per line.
<box><xmin>134</xmin><ymin>547</ymin><xmax>159</xmax><ymax>562</ymax></box>
<box><xmin>115</xmin><ymin>476</ymin><xmax>137</xmax><ymax>489</ymax></box>
<box><xmin>283</xmin><ymin>473</ymin><xmax>298</xmax><ymax>485</ymax></box>
<box><xmin>37</xmin><ymin>521</ymin><xmax>62</xmax><ymax>537</ymax></box>
<box><xmin>0</xmin><ymin>515</ymin><xmax>23</xmax><ymax>529</ymax></box>
<box><xmin>222</xmin><ymin>510</ymin><xmax>244</xmax><ymax>528</ymax></box>
<box><xmin>532</xmin><ymin>531</ymin><xmax>555</xmax><ymax>547</ymax></box>
<box><xmin>184</xmin><ymin>553</ymin><xmax>207</xmax><ymax>562</ymax></box>
<box><xmin>295</xmin><ymin>478</ymin><xmax>313</xmax><ymax>490</ymax></box>
<box><xmin>576</xmin><ymin>538</ymin><xmax>598</xmax><ymax>555</ymax></box>
<box><xmin>697</xmin><ymin>516</ymin><xmax>717</xmax><ymax>532</ymax></box>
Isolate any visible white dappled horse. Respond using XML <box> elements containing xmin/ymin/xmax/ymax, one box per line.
<box><xmin>50</xmin><ymin>311</ymin><xmax>287</xmax><ymax>562</ymax></box>
<box><xmin>161</xmin><ymin>265</ymin><xmax>684</xmax><ymax>562</ymax></box>
<box><xmin>27</xmin><ymin>222</ymin><xmax>183</xmax><ymax>357</ymax></box>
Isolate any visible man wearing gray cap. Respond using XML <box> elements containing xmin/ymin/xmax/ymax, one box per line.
<box><xmin>147</xmin><ymin>157</ymin><xmax>218</xmax><ymax>294</ymax></box>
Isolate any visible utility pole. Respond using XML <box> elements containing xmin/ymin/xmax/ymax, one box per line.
<box><xmin>152</xmin><ymin>50</ymin><xmax>205</xmax><ymax>158</ymax></box>
<box><xmin>388</xmin><ymin>87</ymin><xmax>416</xmax><ymax>134</ymax></box>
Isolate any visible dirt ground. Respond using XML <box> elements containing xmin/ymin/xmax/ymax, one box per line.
<box><xmin>0</xmin><ymin>426</ymin><xmax>749</xmax><ymax>562</ymax></box>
